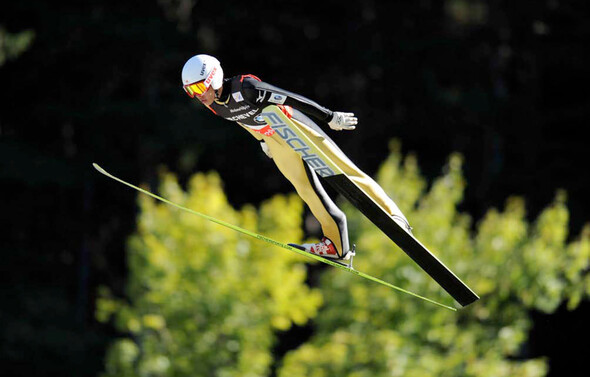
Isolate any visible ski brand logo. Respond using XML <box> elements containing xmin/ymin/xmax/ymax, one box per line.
<box><xmin>262</xmin><ymin>111</ymin><xmax>336</xmax><ymax>177</ymax></box>
<box><xmin>200</xmin><ymin>63</ymin><xmax>206</xmax><ymax>76</ymax></box>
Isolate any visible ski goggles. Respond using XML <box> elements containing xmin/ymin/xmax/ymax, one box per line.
<box><xmin>183</xmin><ymin>80</ymin><xmax>209</xmax><ymax>98</ymax></box>
<box><xmin>183</xmin><ymin>66</ymin><xmax>219</xmax><ymax>98</ymax></box>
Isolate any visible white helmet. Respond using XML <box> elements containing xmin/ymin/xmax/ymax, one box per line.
<box><xmin>181</xmin><ymin>54</ymin><xmax>224</xmax><ymax>97</ymax></box>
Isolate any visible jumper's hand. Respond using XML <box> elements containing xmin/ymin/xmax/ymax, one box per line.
<box><xmin>328</xmin><ymin>111</ymin><xmax>357</xmax><ymax>131</ymax></box>
<box><xmin>260</xmin><ymin>141</ymin><xmax>272</xmax><ymax>159</ymax></box>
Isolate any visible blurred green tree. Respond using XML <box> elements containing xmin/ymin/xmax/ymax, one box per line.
<box><xmin>0</xmin><ymin>26</ymin><xmax>34</xmax><ymax>65</ymax></box>
<box><xmin>96</xmin><ymin>170</ymin><xmax>322</xmax><ymax>377</ymax></box>
<box><xmin>278</xmin><ymin>141</ymin><xmax>590</xmax><ymax>377</ymax></box>
<box><xmin>97</xmin><ymin>143</ymin><xmax>590</xmax><ymax>377</ymax></box>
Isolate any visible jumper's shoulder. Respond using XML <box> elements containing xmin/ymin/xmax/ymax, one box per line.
<box><xmin>239</xmin><ymin>76</ymin><xmax>266</xmax><ymax>104</ymax></box>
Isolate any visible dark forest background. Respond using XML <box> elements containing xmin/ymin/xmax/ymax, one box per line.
<box><xmin>1</xmin><ymin>0</ymin><xmax>589</xmax><ymax>376</ymax></box>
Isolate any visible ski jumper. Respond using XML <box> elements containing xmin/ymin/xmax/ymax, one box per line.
<box><xmin>207</xmin><ymin>75</ymin><xmax>409</xmax><ymax>255</ymax></box>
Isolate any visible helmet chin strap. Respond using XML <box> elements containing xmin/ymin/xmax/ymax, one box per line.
<box><xmin>214</xmin><ymin>85</ymin><xmax>225</xmax><ymax>100</ymax></box>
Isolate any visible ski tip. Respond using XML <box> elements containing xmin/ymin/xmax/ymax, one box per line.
<box><xmin>92</xmin><ymin>163</ymin><xmax>108</xmax><ymax>175</ymax></box>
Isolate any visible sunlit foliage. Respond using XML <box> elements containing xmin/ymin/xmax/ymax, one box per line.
<box><xmin>97</xmin><ymin>171</ymin><xmax>322</xmax><ymax>377</ymax></box>
<box><xmin>98</xmin><ymin>145</ymin><xmax>590</xmax><ymax>377</ymax></box>
<box><xmin>278</xmin><ymin>142</ymin><xmax>590</xmax><ymax>377</ymax></box>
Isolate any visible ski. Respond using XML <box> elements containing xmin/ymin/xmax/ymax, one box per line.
<box><xmin>259</xmin><ymin>106</ymin><xmax>479</xmax><ymax>307</ymax></box>
<box><xmin>93</xmin><ymin>163</ymin><xmax>457</xmax><ymax>311</ymax></box>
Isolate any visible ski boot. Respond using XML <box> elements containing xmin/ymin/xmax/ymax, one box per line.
<box><xmin>289</xmin><ymin>237</ymin><xmax>356</xmax><ymax>268</ymax></box>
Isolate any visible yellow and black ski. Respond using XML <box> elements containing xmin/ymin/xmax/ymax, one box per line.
<box><xmin>93</xmin><ymin>163</ymin><xmax>457</xmax><ymax>311</ymax></box>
